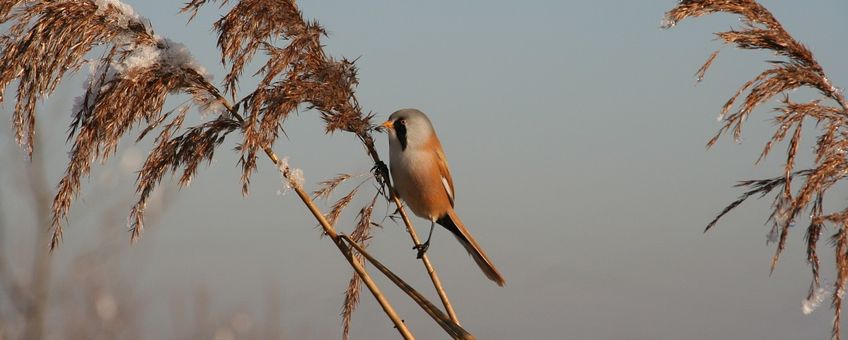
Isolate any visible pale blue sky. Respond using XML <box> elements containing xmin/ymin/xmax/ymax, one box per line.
<box><xmin>3</xmin><ymin>1</ymin><xmax>848</xmax><ymax>339</ymax></box>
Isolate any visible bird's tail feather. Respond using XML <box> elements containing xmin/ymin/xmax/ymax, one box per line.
<box><xmin>437</xmin><ymin>209</ymin><xmax>505</xmax><ymax>286</ymax></box>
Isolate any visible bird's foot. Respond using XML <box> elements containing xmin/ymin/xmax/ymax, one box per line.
<box><xmin>413</xmin><ymin>241</ymin><xmax>430</xmax><ymax>259</ymax></box>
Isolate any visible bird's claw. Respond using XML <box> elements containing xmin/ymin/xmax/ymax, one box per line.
<box><xmin>413</xmin><ymin>242</ymin><xmax>430</xmax><ymax>259</ymax></box>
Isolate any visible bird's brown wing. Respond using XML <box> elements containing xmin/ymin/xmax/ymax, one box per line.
<box><xmin>432</xmin><ymin>141</ymin><xmax>455</xmax><ymax>207</ymax></box>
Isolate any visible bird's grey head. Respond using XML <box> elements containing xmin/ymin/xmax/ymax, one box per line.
<box><xmin>382</xmin><ymin>109</ymin><xmax>435</xmax><ymax>151</ymax></box>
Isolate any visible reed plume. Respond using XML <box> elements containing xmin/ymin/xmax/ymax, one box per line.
<box><xmin>664</xmin><ymin>1</ymin><xmax>848</xmax><ymax>338</ymax></box>
<box><xmin>341</xmin><ymin>194</ymin><xmax>379</xmax><ymax>340</ymax></box>
<box><xmin>0</xmin><ymin>0</ymin><xmax>224</xmax><ymax>248</ymax></box>
<box><xmin>1</xmin><ymin>0</ymin><xmax>470</xmax><ymax>338</ymax></box>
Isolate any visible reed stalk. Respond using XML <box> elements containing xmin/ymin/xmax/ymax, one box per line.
<box><xmin>340</xmin><ymin>235</ymin><xmax>472</xmax><ymax>340</ymax></box>
<box><xmin>264</xmin><ymin>146</ymin><xmax>414</xmax><ymax>340</ymax></box>
<box><xmin>388</xmin><ymin>193</ymin><xmax>460</xmax><ymax>324</ymax></box>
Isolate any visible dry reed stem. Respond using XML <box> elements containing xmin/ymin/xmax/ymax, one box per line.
<box><xmin>311</xmin><ymin>171</ymin><xmax>451</xmax><ymax>337</ymax></box>
<box><xmin>388</xmin><ymin>193</ymin><xmax>460</xmax><ymax>324</ymax></box>
<box><xmin>340</xmin><ymin>235</ymin><xmax>473</xmax><ymax>340</ymax></box>
<box><xmin>664</xmin><ymin>0</ymin><xmax>848</xmax><ymax>338</ymax></box>
<box><xmin>264</xmin><ymin>147</ymin><xmax>414</xmax><ymax>340</ymax></box>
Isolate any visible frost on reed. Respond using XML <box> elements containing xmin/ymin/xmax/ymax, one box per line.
<box><xmin>664</xmin><ymin>0</ymin><xmax>848</xmax><ymax>338</ymax></box>
<box><xmin>0</xmin><ymin>0</ymin><xmax>230</xmax><ymax>248</ymax></box>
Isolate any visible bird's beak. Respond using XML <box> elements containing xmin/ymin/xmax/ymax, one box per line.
<box><xmin>380</xmin><ymin>120</ymin><xmax>393</xmax><ymax>130</ymax></box>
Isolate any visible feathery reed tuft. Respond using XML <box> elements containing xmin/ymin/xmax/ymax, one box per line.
<box><xmin>0</xmin><ymin>0</ymin><xmax>151</xmax><ymax>157</ymax></box>
<box><xmin>0</xmin><ymin>1</ymin><xmax>23</xmax><ymax>20</ymax></box>
<box><xmin>341</xmin><ymin>194</ymin><xmax>379</xmax><ymax>340</ymax></box>
<box><xmin>0</xmin><ymin>0</ymin><xmax>228</xmax><ymax>247</ymax></box>
<box><xmin>189</xmin><ymin>0</ymin><xmax>375</xmax><ymax>195</ymax></box>
<box><xmin>131</xmin><ymin>114</ymin><xmax>239</xmax><ymax>241</ymax></box>
<box><xmin>2</xmin><ymin>1</ymin><xmax>466</xmax><ymax>337</ymax></box>
<box><xmin>313</xmin><ymin>173</ymin><xmax>353</xmax><ymax>201</ymax></box>
<box><xmin>665</xmin><ymin>1</ymin><xmax>848</xmax><ymax>338</ymax></box>
<box><xmin>325</xmin><ymin>188</ymin><xmax>359</xmax><ymax>229</ymax></box>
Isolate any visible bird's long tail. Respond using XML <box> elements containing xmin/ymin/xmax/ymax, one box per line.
<box><xmin>437</xmin><ymin>209</ymin><xmax>505</xmax><ymax>286</ymax></box>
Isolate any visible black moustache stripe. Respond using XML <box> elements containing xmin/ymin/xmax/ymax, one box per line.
<box><xmin>394</xmin><ymin>120</ymin><xmax>407</xmax><ymax>150</ymax></box>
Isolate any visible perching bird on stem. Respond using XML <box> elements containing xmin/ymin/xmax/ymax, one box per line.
<box><xmin>381</xmin><ymin>108</ymin><xmax>505</xmax><ymax>286</ymax></box>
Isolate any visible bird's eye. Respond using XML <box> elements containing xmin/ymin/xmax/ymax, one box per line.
<box><xmin>399</xmin><ymin>119</ymin><xmax>407</xmax><ymax>125</ymax></box>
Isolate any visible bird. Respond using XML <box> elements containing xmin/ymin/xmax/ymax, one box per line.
<box><xmin>381</xmin><ymin>108</ymin><xmax>505</xmax><ymax>286</ymax></box>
